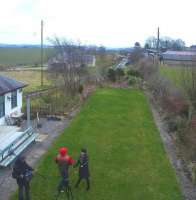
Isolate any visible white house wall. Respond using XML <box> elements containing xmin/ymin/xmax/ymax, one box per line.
<box><xmin>0</xmin><ymin>89</ymin><xmax>23</xmax><ymax>125</ymax></box>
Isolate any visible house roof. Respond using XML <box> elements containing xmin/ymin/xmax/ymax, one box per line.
<box><xmin>162</xmin><ymin>51</ymin><xmax>196</xmax><ymax>61</ymax></box>
<box><xmin>163</xmin><ymin>51</ymin><xmax>196</xmax><ymax>56</ymax></box>
<box><xmin>0</xmin><ymin>75</ymin><xmax>27</xmax><ymax>95</ymax></box>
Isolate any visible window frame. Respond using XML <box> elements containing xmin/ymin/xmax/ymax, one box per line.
<box><xmin>11</xmin><ymin>90</ymin><xmax>17</xmax><ymax>109</ymax></box>
<box><xmin>0</xmin><ymin>95</ymin><xmax>5</xmax><ymax>118</ymax></box>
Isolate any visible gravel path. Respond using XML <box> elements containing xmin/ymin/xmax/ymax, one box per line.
<box><xmin>147</xmin><ymin>93</ymin><xmax>196</xmax><ymax>200</ymax></box>
<box><xmin>0</xmin><ymin>109</ymin><xmax>78</xmax><ymax>200</ymax></box>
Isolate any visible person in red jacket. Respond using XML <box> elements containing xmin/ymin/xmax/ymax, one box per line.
<box><xmin>54</xmin><ymin>147</ymin><xmax>75</xmax><ymax>199</ymax></box>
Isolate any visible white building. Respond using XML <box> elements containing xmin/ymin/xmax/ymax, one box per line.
<box><xmin>0</xmin><ymin>75</ymin><xmax>27</xmax><ymax>125</ymax></box>
<box><xmin>0</xmin><ymin>75</ymin><xmax>38</xmax><ymax>167</ymax></box>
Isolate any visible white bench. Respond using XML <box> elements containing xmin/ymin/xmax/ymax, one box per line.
<box><xmin>0</xmin><ymin>127</ymin><xmax>38</xmax><ymax>167</ymax></box>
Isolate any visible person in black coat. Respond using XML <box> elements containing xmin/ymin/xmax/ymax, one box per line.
<box><xmin>74</xmin><ymin>148</ymin><xmax>90</xmax><ymax>190</ymax></box>
<box><xmin>12</xmin><ymin>156</ymin><xmax>33</xmax><ymax>200</ymax></box>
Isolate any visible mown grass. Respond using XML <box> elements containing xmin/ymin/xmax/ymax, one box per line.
<box><xmin>0</xmin><ymin>48</ymin><xmax>55</xmax><ymax>66</ymax></box>
<box><xmin>12</xmin><ymin>88</ymin><xmax>183</xmax><ymax>200</ymax></box>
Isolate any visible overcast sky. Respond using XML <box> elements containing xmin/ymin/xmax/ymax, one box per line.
<box><xmin>1</xmin><ymin>0</ymin><xmax>196</xmax><ymax>47</ymax></box>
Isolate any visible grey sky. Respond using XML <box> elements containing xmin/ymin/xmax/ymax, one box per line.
<box><xmin>1</xmin><ymin>0</ymin><xmax>196</xmax><ymax>47</ymax></box>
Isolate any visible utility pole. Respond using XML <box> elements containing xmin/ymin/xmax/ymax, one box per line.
<box><xmin>157</xmin><ymin>27</ymin><xmax>160</xmax><ymax>54</ymax></box>
<box><xmin>41</xmin><ymin>20</ymin><xmax>44</xmax><ymax>86</ymax></box>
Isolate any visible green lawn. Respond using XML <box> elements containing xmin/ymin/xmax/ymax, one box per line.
<box><xmin>12</xmin><ymin>88</ymin><xmax>183</xmax><ymax>200</ymax></box>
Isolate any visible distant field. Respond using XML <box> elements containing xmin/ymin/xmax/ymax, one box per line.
<box><xmin>0</xmin><ymin>71</ymin><xmax>51</xmax><ymax>92</ymax></box>
<box><xmin>160</xmin><ymin>65</ymin><xmax>195</xmax><ymax>86</ymax></box>
<box><xmin>160</xmin><ymin>65</ymin><xmax>183</xmax><ymax>86</ymax></box>
<box><xmin>0</xmin><ymin>48</ymin><xmax>55</xmax><ymax>66</ymax></box>
<box><xmin>96</xmin><ymin>54</ymin><xmax>116</xmax><ymax>67</ymax></box>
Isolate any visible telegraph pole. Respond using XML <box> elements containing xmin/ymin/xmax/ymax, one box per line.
<box><xmin>157</xmin><ymin>27</ymin><xmax>160</xmax><ymax>54</ymax></box>
<box><xmin>41</xmin><ymin>20</ymin><xmax>44</xmax><ymax>86</ymax></box>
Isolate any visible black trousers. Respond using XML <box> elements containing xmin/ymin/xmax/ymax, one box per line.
<box><xmin>57</xmin><ymin>178</ymin><xmax>73</xmax><ymax>200</ymax></box>
<box><xmin>18</xmin><ymin>183</ymin><xmax>30</xmax><ymax>200</ymax></box>
<box><xmin>58</xmin><ymin>178</ymin><xmax>69</xmax><ymax>192</ymax></box>
<box><xmin>75</xmin><ymin>177</ymin><xmax>90</xmax><ymax>189</ymax></box>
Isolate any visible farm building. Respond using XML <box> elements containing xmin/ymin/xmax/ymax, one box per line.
<box><xmin>0</xmin><ymin>75</ymin><xmax>37</xmax><ymax>167</ymax></box>
<box><xmin>190</xmin><ymin>45</ymin><xmax>196</xmax><ymax>51</ymax></box>
<box><xmin>162</xmin><ymin>51</ymin><xmax>196</xmax><ymax>62</ymax></box>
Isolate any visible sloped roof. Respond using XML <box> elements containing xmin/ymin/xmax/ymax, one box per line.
<box><xmin>163</xmin><ymin>51</ymin><xmax>196</xmax><ymax>56</ymax></box>
<box><xmin>162</xmin><ymin>51</ymin><xmax>196</xmax><ymax>61</ymax></box>
<box><xmin>0</xmin><ymin>75</ymin><xmax>27</xmax><ymax>95</ymax></box>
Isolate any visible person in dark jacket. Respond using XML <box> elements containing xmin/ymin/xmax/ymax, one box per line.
<box><xmin>74</xmin><ymin>148</ymin><xmax>90</xmax><ymax>190</ymax></box>
<box><xmin>12</xmin><ymin>156</ymin><xmax>33</xmax><ymax>200</ymax></box>
<box><xmin>54</xmin><ymin>147</ymin><xmax>75</xmax><ymax>199</ymax></box>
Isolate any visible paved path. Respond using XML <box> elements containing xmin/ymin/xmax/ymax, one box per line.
<box><xmin>0</xmin><ymin>110</ymin><xmax>78</xmax><ymax>200</ymax></box>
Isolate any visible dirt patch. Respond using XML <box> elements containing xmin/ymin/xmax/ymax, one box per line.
<box><xmin>146</xmin><ymin>92</ymin><xmax>196</xmax><ymax>200</ymax></box>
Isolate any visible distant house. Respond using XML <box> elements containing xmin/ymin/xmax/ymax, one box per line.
<box><xmin>48</xmin><ymin>53</ymin><xmax>96</xmax><ymax>67</ymax></box>
<box><xmin>190</xmin><ymin>45</ymin><xmax>196</xmax><ymax>51</ymax></box>
<box><xmin>83</xmin><ymin>55</ymin><xmax>96</xmax><ymax>67</ymax></box>
<box><xmin>162</xmin><ymin>51</ymin><xmax>196</xmax><ymax>62</ymax></box>
<box><xmin>0</xmin><ymin>75</ymin><xmax>27</xmax><ymax>125</ymax></box>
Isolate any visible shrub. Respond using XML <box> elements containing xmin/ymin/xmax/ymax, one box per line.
<box><xmin>127</xmin><ymin>69</ymin><xmax>141</xmax><ymax>77</ymax></box>
<box><xmin>107</xmin><ymin>68</ymin><xmax>116</xmax><ymax>82</ymax></box>
<box><xmin>116</xmin><ymin>68</ymin><xmax>125</xmax><ymax>79</ymax></box>
<box><xmin>167</xmin><ymin>117</ymin><xmax>178</xmax><ymax>132</ymax></box>
<box><xmin>78</xmin><ymin>84</ymin><xmax>84</xmax><ymax>94</ymax></box>
<box><xmin>128</xmin><ymin>76</ymin><xmax>137</xmax><ymax>86</ymax></box>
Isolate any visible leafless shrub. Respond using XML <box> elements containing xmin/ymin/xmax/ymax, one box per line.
<box><xmin>137</xmin><ymin>58</ymin><xmax>157</xmax><ymax>80</ymax></box>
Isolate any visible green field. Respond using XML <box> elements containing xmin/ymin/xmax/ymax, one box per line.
<box><xmin>12</xmin><ymin>88</ymin><xmax>183</xmax><ymax>200</ymax></box>
<box><xmin>160</xmin><ymin>66</ymin><xmax>182</xmax><ymax>86</ymax></box>
<box><xmin>0</xmin><ymin>48</ymin><xmax>55</xmax><ymax>66</ymax></box>
<box><xmin>160</xmin><ymin>66</ymin><xmax>196</xmax><ymax>88</ymax></box>
<box><xmin>0</xmin><ymin>71</ymin><xmax>51</xmax><ymax>93</ymax></box>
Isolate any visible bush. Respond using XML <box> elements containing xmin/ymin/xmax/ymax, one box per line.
<box><xmin>78</xmin><ymin>84</ymin><xmax>84</xmax><ymax>94</ymax></box>
<box><xmin>116</xmin><ymin>68</ymin><xmax>125</xmax><ymax>80</ymax></box>
<box><xmin>128</xmin><ymin>76</ymin><xmax>137</xmax><ymax>86</ymax></box>
<box><xmin>107</xmin><ymin>68</ymin><xmax>116</xmax><ymax>82</ymax></box>
<box><xmin>127</xmin><ymin>69</ymin><xmax>141</xmax><ymax>77</ymax></box>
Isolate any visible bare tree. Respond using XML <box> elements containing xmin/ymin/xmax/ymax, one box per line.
<box><xmin>48</xmin><ymin>38</ymin><xmax>91</xmax><ymax>95</ymax></box>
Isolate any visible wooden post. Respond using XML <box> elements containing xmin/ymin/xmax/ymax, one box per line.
<box><xmin>26</xmin><ymin>96</ymin><xmax>31</xmax><ymax>127</ymax></box>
